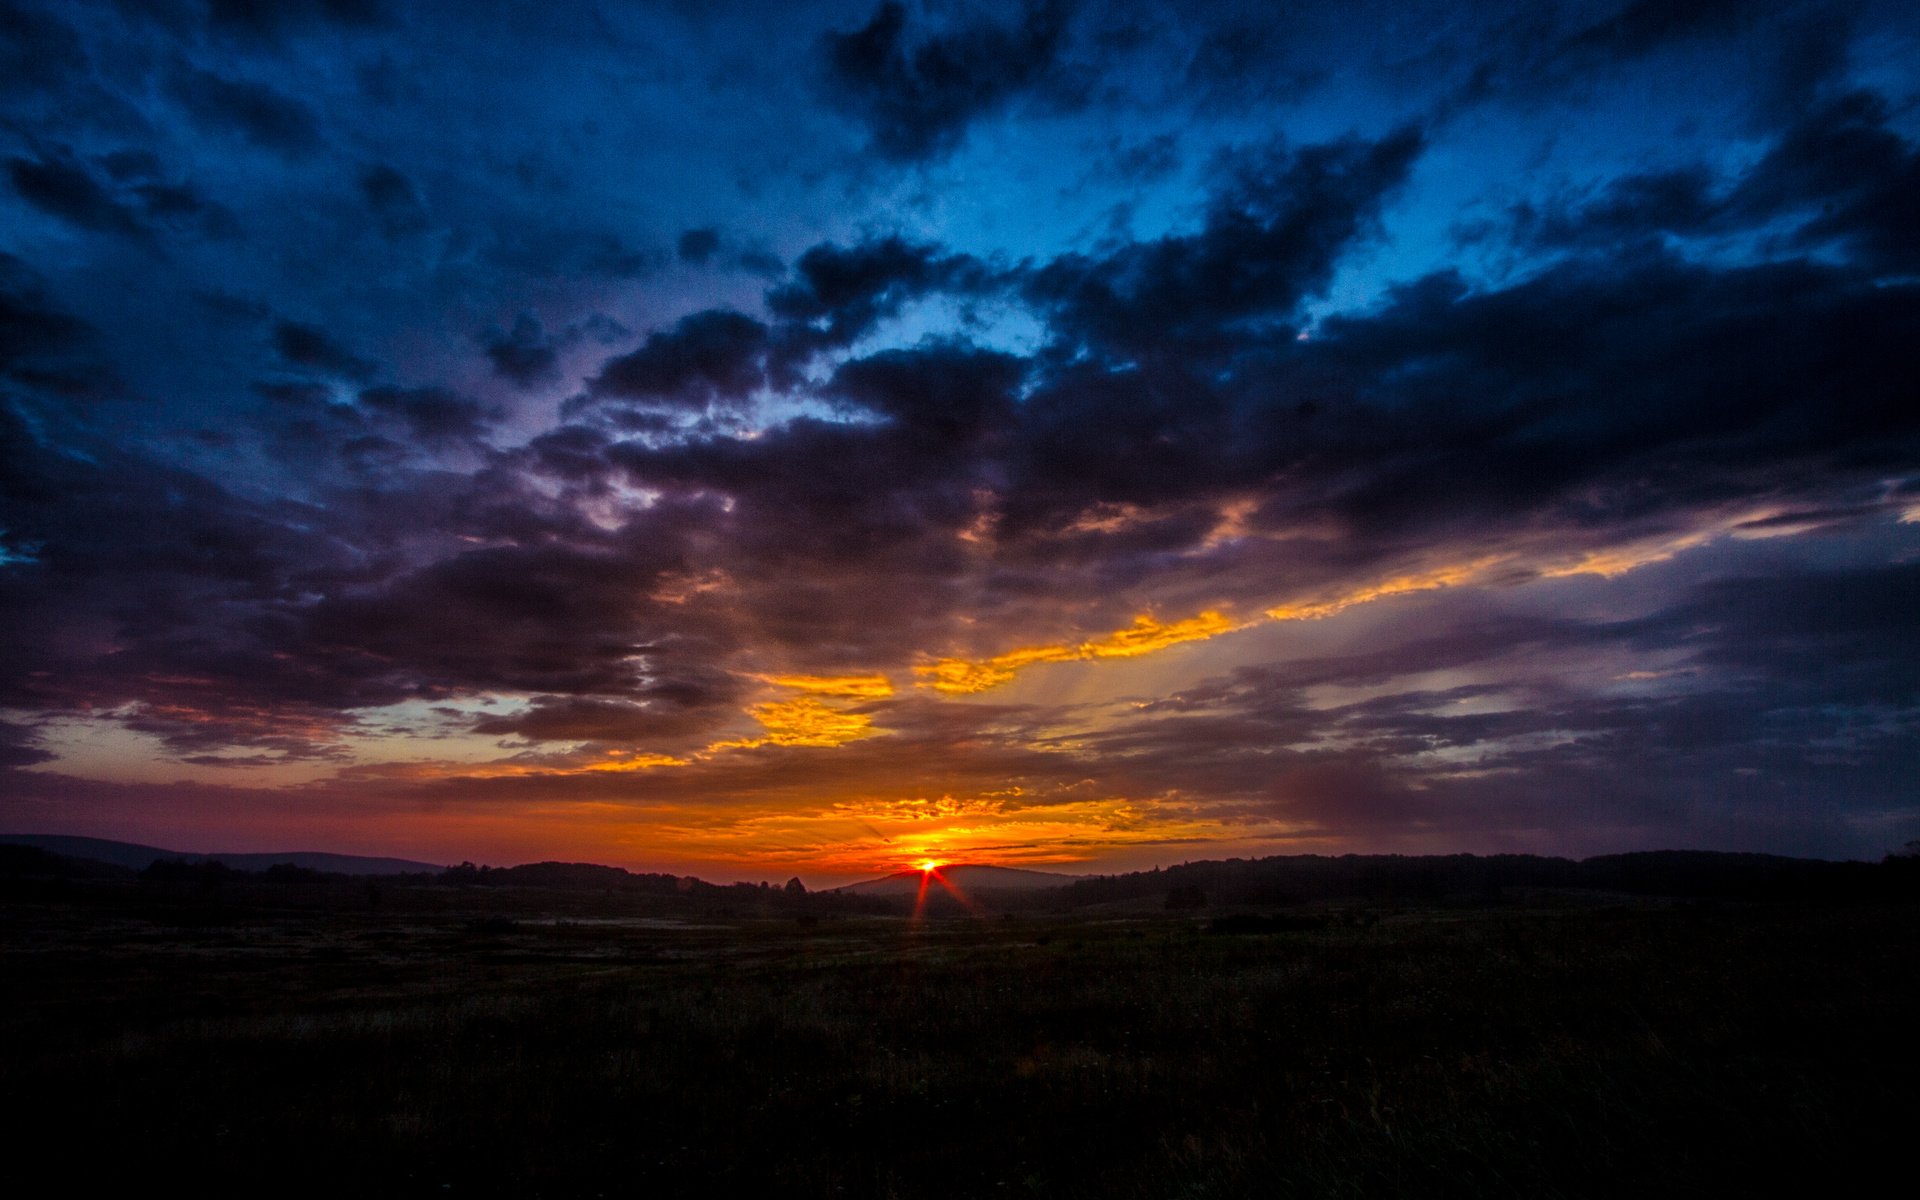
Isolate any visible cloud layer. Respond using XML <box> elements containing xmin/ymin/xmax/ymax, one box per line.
<box><xmin>2</xmin><ymin>0</ymin><xmax>1916</xmax><ymax>879</ymax></box>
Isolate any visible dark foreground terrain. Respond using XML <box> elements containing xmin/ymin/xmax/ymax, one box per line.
<box><xmin>4</xmin><ymin>873</ymin><xmax>1917</xmax><ymax>1197</ymax></box>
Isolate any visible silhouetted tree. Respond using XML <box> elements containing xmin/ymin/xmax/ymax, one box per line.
<box><xmin>141</xmin><ymin>858</ymin><xmax>231</xmax><ymax>889</ymax></box>
<box><xmin>1885</xmin><ymin>841</ymin><xmax>1920</xmax><ymax>891</ymax></box>
<box><xmin>1166</xmin><ymin>885</ymin><xmax>1207</xmax><ymax>910</ymax></box>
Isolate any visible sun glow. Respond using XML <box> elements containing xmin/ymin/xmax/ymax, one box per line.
<box><xmin>908</xmin><ymin>858</ymin><xmax>981</xmax><ymax>922</ymax></box>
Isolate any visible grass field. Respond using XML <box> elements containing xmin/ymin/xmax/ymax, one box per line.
<box><xmin>4</xmin><ymin>881</ymin><xmax>1916</xmax><ymax>1196</ymax></box>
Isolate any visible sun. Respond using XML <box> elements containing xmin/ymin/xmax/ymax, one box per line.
<box><xmin>918</xmin><ymin>858</ymin><xmax>943</xmax><ymax>873</ymax></box>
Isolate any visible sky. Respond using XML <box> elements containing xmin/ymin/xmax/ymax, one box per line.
<box><xmin>1</xmin><ymin>0</ymin><xmax>1917</xmax><ymax>884</ymax></box>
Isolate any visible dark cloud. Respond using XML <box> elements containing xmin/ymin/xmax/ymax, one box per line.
<box><xmin>6</xmin><ymin>148</ymin><xmax>237</xmax><ymax>242</ymax></box>
<box><xmin>0</xmin><ymin>254</ymin><xmax>112</xmax><ymax>400</ymax></box>
<box><xmin>736</xmin><ymin>248</ymin><xmax>785</xmax><ymax>278</ymax></box>
<box><xmin>1750</xmin><ymin>4</ymin><xmax>1859</xmax><ymax>123</ymax></box>
<box><xmin>524</xmin><ymin>424</ymin><xmax>612</xmax><ymax>481</ymax></box>
<box><xmin>272</xmin><ymin>320</ymin><xmax>372</xmax><ymax>378</ymax></box>
<box><xmin>677</xmin><ymin>227</ymin><xmax>720</xmax><ymax>264</ymax></box>
<box><xmin>1629</xmin><ymin>562</ymin><xmax>1920</xmax><ymax>704</ymax></box>
<box><xmin>359</xmin><ymin>162</ymin><xmax>428</xmax><ymax>238</ymax></box>
<box><xmin>990</xmin><ymin>359</ymin><xmax>1236</xmax><ymax>537</ymax></box>
<box><xmin>0</xmin><ymin>254</ymin><xmax>93</xmax><ymax>371</ymax></box>
<box><xmin>1275</xmin><ymin>255</ymin><xmax>1916</xmax><ymax>540</ymax></box>
<box><xmin>0</xmin><ymin>2</ymin><xmax>87</xmax><ymax>97</ymax></box>
<box><xmin>482</xmin><ymin>313</ymin><xmax>559</xmax><ymax>388</ymax></box>
<box><xmin>0</xmin><ymin>718</ymin><xmax>53</xmax><ymax>767</ymax></box>
<box><xmin>583</xmin><ymin>310</ymin><xmax>769</xmax><ymax>411</ymax></box>
<box><xmin>766</xmin><ymin>236</ymin><xmax>988</xmax><ymax>345</ymax></box>
<box><xmin>356</xmin><ymin>385</ymin><xmax>498</xmax><ymax>444</ymax></box>
<box><xmin>1074</xmin><ymin>560</ymin><xmax>1920</xmax><ymax>853</ymax></box>
<box><xmin>1734</xmin><ymin>89</ymin><xmax>1920</xmax><ymax>273</ymax></box>
<box><xmin>2</xmin><ymin>0</ymin><xmax>1916</xmax><ymax>864</ymax></box>
<box><xmin>470</xmin><ymin>680</ymin><xmax>740</xmax><ymax>745</ymax></box>
<box><xmin>485</xmin><ymin>225</ymin><xmax>661</xmax><ymax>281</ymax></box>
<box><xmin>120</xmin><ymin>699</ymin><xmax>355</xmax><ymax>763</ymax></box>
<box><xmin>168</xmin><ymin>64</ymin><xmax>325</xmax><ymax>155</ymax></box>
<box><xmin>827</xmin><ymin>343</ymin><xmax>1023</xmax><ymax>444</ymax></box>
<box><xmin>572</xmin><ymin>124</ymin><xmax>1914</xmax><ymax>659</ymax></box>
<box><xmin>204</xmin><ymin>0</ymin><xmax>389</xmax><ymax>40</ymax></box>
<box><xmin>1557</xmin><ymin>0</ymin><xmax>1758</xmax><ymax>67</ymax></box>
<box><xmin>1181</xmin><ymin>15</ymin><xmax>1328</xmax><ymax>109</ymax></box>
<box><xmin>1437</xmin><ymin>0</ymin><xmax>1822</xmax><ymax>123</ymax></box>
<box><xmin>7</xmin><ymin>90</ymin><xmax>1912</xmax><ymax>752</ymax></box>
<box><xmin>131</xmin><ymin>179</ymin><xmax>240</xmax><ymax>238</ymax></box>
<box><xmin>1509</xmin><ymin>167</ymin><xmax>1723</xmax><ymax>251</ymax></box>
<box><xmin>1025</xmin><ymin>126</ymin><xmax>1424</xmax><ymax>356</ymax></box>
<box><xmin>3</xmin><ymin>402</ymin><xmax>723</xmax><ymax>754</ymax></box>
<box><xmin>0</xmin><ymin>436</ymin><xmax>356</xmax><ymax>728</ymax></box>
<box><xmin>291</xmin><ymin>531</ymin><xmax>697</xmax><ymax>700</ymax></box>
<box><xmin>1101</xmin><ymin>132</ymin><xmax>1180</xmax><ymax>184</ymax></box>
<box><xmin>603</xmin><ymin>415</ymin><xmax>992</xmax><ymax>660</ymax></box>
<box><xmin>7</xmin><ymin>151</ymin><xmax>148</xmax><ymax>237</ymax></box>
<box><xmin>822</xmin><ymin>0</ymin><xmax>1076</xmax><ymax>161</ymax></box>
<box><xmin>1507</xmin><ymin>88</ymin><xmax>1920</xmax><ymax>275</ymax></box>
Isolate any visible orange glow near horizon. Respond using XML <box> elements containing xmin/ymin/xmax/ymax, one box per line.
<box><xmin>318</xmin><ymin>535</ymin><xmax>1757</xmax><ymax>797</ymax></box>
<box><xmin>590</xmin><ymin>790</ymin><xmax>1237</xmax><ymax>882</ymax></box>
<box><xmin>910</xmin><ymin>861</ymin><xmax>982</xmax><ymax>922</ymax></box>
<box><xmin>20</xmin><ymin>521</ymin><xmax>1787</xmax><ymax>884</ymax></box>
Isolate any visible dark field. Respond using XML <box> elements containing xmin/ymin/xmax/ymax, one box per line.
<box><xmin>5</xmin><ymin>880</ymin><xmax>1917</xmax><ymax>1197</ymax></box>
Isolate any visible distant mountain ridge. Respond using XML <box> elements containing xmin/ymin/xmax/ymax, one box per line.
<box><xmin>0</xmin><ymin>834</ymin><xmax>442</xmax><ymax>876</ymax></box>
<box><xmin>5</xmin><ymin>835</ymin><xmax>1899</xmax><ymax>901</ymax></box>
<box><xmin>837</xmin><ymin>863</ymin><xmax>1079</xmax><ymax>895</ymax></box>
<box><xmin>1055</xmin><ymin>849</ymin><xmax>1893</xmax><ymax>906</ymax></box>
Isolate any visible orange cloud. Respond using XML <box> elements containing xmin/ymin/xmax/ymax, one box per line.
<box><xmin>1265</xmin><ymin>557</ymin><xmax>1505</xmax><ymax>621</ymax></box>
<box><xmin>1538</xmin><ymin>534</ymin><xmax>1710</xmax><ymax>578</ymax></box>
<box><xmin>711</xmin><ymin>697</ymin><xmax>881</xmax><ymax>750</ymax></box>
<box><xmin>755</xmin><ymin>672</ymin><xmax>895</xmax><ymax>699</ymax></box>
<box><xmin>913</xmin><ymin>557</ymin><xmax>1520</xmax><ymax>697</ymax></box>
<box><xmin>917</xmin><ymin>609</ymin><xmax>1243</xmax><ymax>694</ymax></box>
<box><xmin>585</xmin><ymin>752</ymin><xmax>691</xmax><ymax>772</ymax></box>
<box><xmin>1538</xmin><ymin>505</ymin><xmax>1805</xmax><ymax>578</ymax></box>
<box><xmin>559</xmin><ymin>674</ymin><xmax>897</xmax><ymax>767</ymax></box>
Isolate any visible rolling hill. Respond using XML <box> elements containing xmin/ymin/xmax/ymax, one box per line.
<box><xmin>0</xmin><ymin>834</ymin><xmax>442</xmax><ymax>876</ymax></box>
<box><xmin>836</xmin><ymin>863</ymin><xmax>1078</xmax><ymax>896</ymax></box>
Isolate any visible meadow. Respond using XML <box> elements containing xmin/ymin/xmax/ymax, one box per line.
<box><xmin>4</xmin><ymin>873</ymin><xmax>1916</xmax><ymax>1197</ymax></box>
